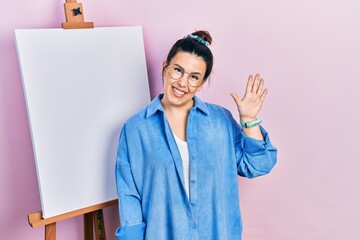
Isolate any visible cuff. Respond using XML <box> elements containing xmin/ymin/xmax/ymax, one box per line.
<box><xmin>115</xmin><ymin>222</ymin><xmax>146</xmax><ymax>240</ymax></box>
<box><xmin>242</xmin><ymin>125</ymin><xmax>271</xmax><ymax>153</ymax></box>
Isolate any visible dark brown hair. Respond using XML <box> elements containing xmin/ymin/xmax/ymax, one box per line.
<box><xmin>163</xmin><ymin>30</ymin><xmax>214</xmax><ymax>81</ymax></box>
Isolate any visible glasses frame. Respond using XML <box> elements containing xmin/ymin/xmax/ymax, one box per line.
<box><xmin>166</xmin><ymin>64</ymin><xmax>204</xmax><ymax>87</ymax></box>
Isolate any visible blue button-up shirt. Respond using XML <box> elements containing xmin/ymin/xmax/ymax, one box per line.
<box><xmin>115</xmin><ymin>94</ymin><xmax>277</xmax><ymax>240</ymax></box>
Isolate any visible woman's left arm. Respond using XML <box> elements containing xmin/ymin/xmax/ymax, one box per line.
<box><xmin>231</xmin><ymin>74</ymin><xmax>277</xmax><ymax>178</ymax></box>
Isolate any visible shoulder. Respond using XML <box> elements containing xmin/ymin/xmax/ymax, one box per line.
<box><xmin>123</xmin><ymin>94</ymin><xmax>163</xmax><ymax>130</ymax></box>
<box><xmin>197</xmin><ymin>100</ymin><xmax>239</xmax><ymax>132</ymax></box>
<box><xmin>204</xmin><ymin>102</ymin><xmax>234</xmax><ymax>120</ymax></box>
<box><xmin>197</xmin><ymin>101</ymin><xmax>238</xmax><ymax>138</ymax></box>
<box><xmin>126</xmin><ymin>106</ymin><xmax>145</xmax><ymax>120</ymax></box>
<box><xmin>123</xmin><ymin>105</ymin><xmax>149</xmax><ymax>130</ymax></box>
<box><xmin>194</xmin><ymin>95</ymin><xmax>232</xmax><ymax>117</ymax></box>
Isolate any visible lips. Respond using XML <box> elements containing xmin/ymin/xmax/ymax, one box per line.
<box><xmin>172</xmin><ymin>86</ymin><xmax>187</xmax><ymax>97</ymax></box>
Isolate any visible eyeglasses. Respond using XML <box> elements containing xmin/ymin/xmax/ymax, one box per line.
<box><xmin>166</xmin><ymin>64</ymin><xmax>204</xmax><ymax>87</ymax></box>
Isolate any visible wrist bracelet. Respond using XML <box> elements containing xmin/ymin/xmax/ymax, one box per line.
<box><xmin>240</xmin><ymin>118</ymin><xmax>262</xmax><ymax>128</ymax></box>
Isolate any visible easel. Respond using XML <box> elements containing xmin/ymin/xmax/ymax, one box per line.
<box><xmin>62</xmin><ymin>0</ymin><xmax>94</xmax><ymax>29</ymax></box>
<box><xmin>28</xmin><ymin>3</ymin><xmax>114</xmax><ymax>239</ymax></box>
<box><xmin>28</xmin><ymin>199</ymin><xmax>118</xmax><ymax>240</ymax></box>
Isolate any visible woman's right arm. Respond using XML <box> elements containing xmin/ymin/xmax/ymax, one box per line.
<box><xmin>115</xmin><ymin>126</ymin><xmax>146</xmax><ymax>240</ymax></box>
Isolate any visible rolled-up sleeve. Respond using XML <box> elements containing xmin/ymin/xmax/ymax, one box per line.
<box><xmin>115</xmin><ymin>126</ymin><xmax>146</xmax><ymax>239</ymax></box>
<box><xmin>235</xmin><ymin>123</ymin><xmax>278</xmax><ymax>178</ymax></box>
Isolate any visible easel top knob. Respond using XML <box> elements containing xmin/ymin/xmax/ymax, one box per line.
<box><xmin>62</xmin><ymin>0</ymin><xmax>94</xmax><ymax>29</ymax></box>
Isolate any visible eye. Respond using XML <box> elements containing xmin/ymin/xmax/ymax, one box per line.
<box><xmin>190</xmin><ymin>74</ymin><xmax>200</xmax><ymax>81</ymax></box>
<box><xmin>173</xmin><ymin>67</ymin><xmax>183</xmax><ymax>74</ymax></box>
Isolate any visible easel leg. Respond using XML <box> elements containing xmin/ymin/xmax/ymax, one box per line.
<box><xmin>45</xmin><ymin>223</ymin><xmax>56</xmax><ymax>240</ymax></box>
<box><xmin>84</xmin><ymin>212</ymin><xmax>94</xmax><ymax>240</ymax></box>
<box><xmin>94</xmin><ymin>210</ymin><xmax>106</xmax><ymax>240</ymax></box>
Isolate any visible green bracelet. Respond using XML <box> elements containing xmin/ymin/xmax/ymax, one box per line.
<box><xmin>240</xmin><ymin>118</ymin><xmax>262</xmax><ymax>128</ymax></box>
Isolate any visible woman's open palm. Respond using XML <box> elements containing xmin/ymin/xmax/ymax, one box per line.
<box><xmin>230</xmin><ymin>74</ymin><xmax>268</xmax><ymax>121</ymax></box>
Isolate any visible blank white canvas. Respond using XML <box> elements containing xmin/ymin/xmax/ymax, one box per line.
<box><xmin>15</xmin><ymin>26</ymin><xmax>150</xmax><ymax>218</ymax></box>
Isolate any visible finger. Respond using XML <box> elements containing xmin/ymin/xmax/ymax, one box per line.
<box><xmin>230</xmin><ymin>92</ymin><xmax>242</xmax><ymax>106</ymax></box>
<box><xmin>245</xmin><ymin>75</ymin><xmax>254</xmax><ymax>94</ymax></box>
<box><xmin>251</xmin><ymin>73</ymin><xmax>261</xmax><ymax>93</ymax></box>
<box><xmin>260</xmin><ymin>88</ymin><xmax>268</xmax><ymax>101</ymax></box>
<box><xmin>257</xmin><ymin>78</ymin><xmax>264</xmax><ymax>95</ymax></box>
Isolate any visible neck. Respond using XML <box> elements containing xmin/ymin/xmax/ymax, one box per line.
<box><xmin>160</xmin><ymin>97</ymin><xmax>194</xmax><ymax>115</ymax></box>
<box><xmin>160</xmin><ymin>95</ymin><xmax>192</xmax><ymax>142</ymax></box>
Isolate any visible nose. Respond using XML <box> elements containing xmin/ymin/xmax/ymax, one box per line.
<box><xmin>177</xmin><ymin>74</ymin><xmax>188</xmax><ymax>86</ymax></box>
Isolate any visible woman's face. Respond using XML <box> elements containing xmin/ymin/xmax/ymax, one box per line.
<box><xmin>161</xmin><ymin>51</ymin><xmax>206</xmax><ymax>110</ymax></box>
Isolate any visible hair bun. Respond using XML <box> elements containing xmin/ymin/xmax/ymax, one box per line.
<box><xmin>192</xmin><ymin>30</ymin><xmax>212</xmax><ymax>45</ymax></box>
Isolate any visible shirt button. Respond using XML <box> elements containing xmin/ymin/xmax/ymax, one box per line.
<box><xmin>191</xmin><ymin>202</ymin><xmax>196</xmax><ymax>206</ymax></box>
<box><xmin>191</xmin><ymin>156</ymin><xmax>195</xmax><ymax>160</ymax></box>
<box><xmin>191</xmin><ymin>223</ymin><xmax>197</xmax><ymax>229</ymax></box>
<box><xmin>191</xmin><ymin>179</ymin><xmax>196</xmax><ymax>184</ymax></box>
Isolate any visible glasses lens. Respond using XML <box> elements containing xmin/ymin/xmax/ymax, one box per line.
<box><xmin>188</xmin><ymin>74</ymin><xmax>202</xmax><ymax>87</ymax></box>
<box><xmin>168</xmin><ymin>66</ymin><xmax>183</xmax><ymax>80</ymax></box>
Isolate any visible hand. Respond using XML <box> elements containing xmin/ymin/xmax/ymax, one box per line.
<box><xmin>230</xmin><ymin>74</ymin><xmax>268</xmax><ymax>122</ymax></box>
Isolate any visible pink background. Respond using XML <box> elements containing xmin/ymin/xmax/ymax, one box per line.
<box><xmin>1</xmin><ymin>0</ymin><xmax>359</xmax><ymax>239</ymax></box>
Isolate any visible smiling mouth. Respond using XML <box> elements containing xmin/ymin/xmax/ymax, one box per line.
<box><xmin>172</xmin><ymin>86</ymin><xmax>187</xmax><ymax>96</ymax></box>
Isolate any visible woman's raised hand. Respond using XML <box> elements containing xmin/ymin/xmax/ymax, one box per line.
<box><xmin>230</xmin><ymin>74</ymin><xmax>268</xmax><ymax>122</ymax></box>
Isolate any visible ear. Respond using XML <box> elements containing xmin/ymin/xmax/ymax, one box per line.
<box><xmin>162</xmin><ymin>61</ymin><xmax>167</xmax><ymax>68</ymax></box>
<box><xmin>161</xmin><ymin>61</ymin><xmax>167</xmax><ymax>78</ymax></box>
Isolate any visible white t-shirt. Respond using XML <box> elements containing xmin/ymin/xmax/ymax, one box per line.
<box><xmin>173</xmin><ymin>134</ymin><xmax>190</xmax><ymax>199</ymax></box>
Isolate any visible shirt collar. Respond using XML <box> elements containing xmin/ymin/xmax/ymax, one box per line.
<box><xmin>145</xmin><ymin>93</ymin><xmax>209</xmax><ymax>118</ymax></box>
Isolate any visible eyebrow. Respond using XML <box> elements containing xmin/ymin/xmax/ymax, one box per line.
<box><xmin>173</xmin><ymin>64</ymin><xmax>202</xmax><ymax>76</ymax></box>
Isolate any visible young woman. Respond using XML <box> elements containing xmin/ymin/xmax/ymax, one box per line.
<box><xmin>115</xmin><ymin>30</ymin><xmax>277</xmax><ymax>240</ymax></box>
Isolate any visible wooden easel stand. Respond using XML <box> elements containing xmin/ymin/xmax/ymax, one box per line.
<box><xmin>28</xmin><ymin>199</ymin><xmax>118</xmax><ymax>240</ymax></box>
